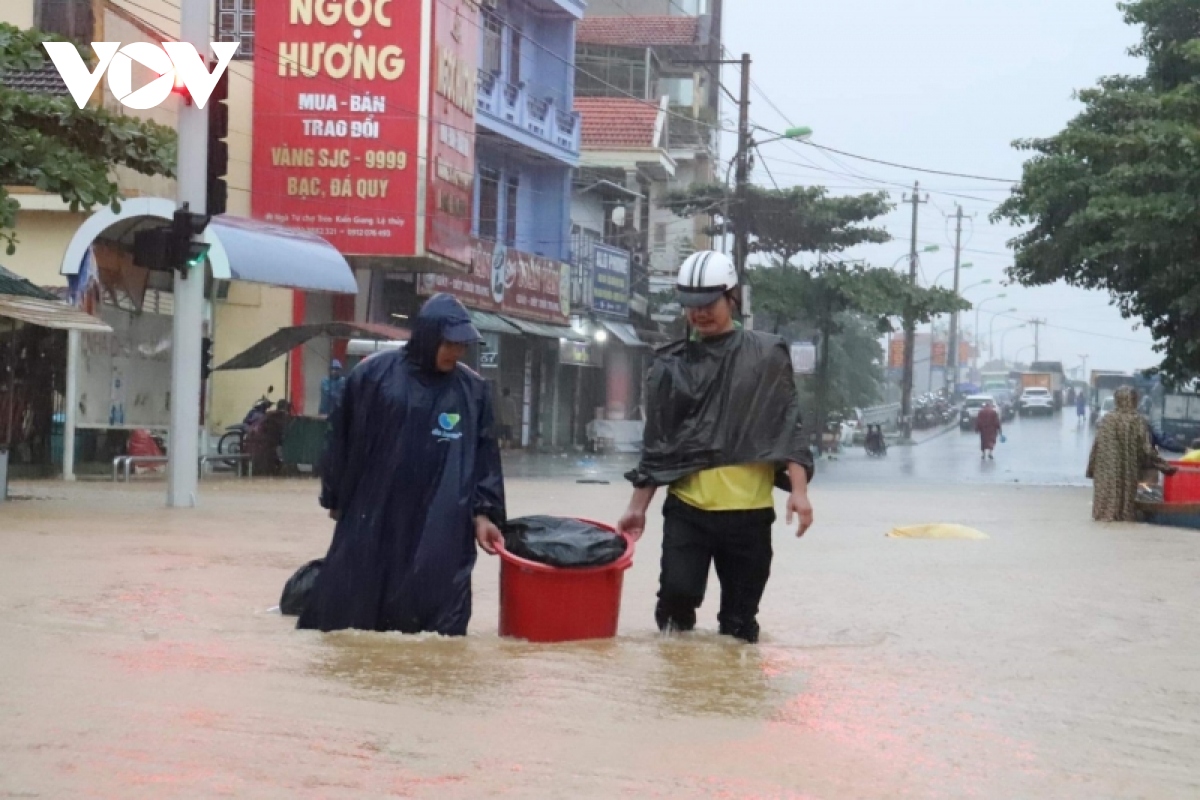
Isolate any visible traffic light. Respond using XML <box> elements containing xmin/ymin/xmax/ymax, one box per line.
<box><xmin>132</xmin><ymin>204</ymin><xmax>211</xmax><ymax>278</ymax></box>
<box><xmin>207</xmin><ymin>61</ymin><xmax>229</xmax><ymax>216</ymax></box>
<box><xmin>201</xmin><ymin>336</ymin><xmax>214</xmax><ymax>382</ymax></box>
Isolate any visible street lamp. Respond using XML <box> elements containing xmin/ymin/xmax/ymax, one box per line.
<box><xmin>722</xmin><ymin>126</ymin><xmax>813</xmax><ymax>259</ymax></box>
<box><xmin>933</xmin><ymin>262</ymin><xmax>972</xmax><ymax>286</ymax></box>
<box><xmin>960</xmin><ymin>278</ymin><xmax>994</xmax><ymax>294</ymax></box>
<box><xmin>973</xmin><ymin>294</ymin><xmax>1008</xmax><ymax>369</ymax></box>
<box><xmin>892</xmin><ymin>245</ymin><xmax>939</xmax><ymax>270</ymax></box>
<box><xmin>988</xmin><ymin>308</ymin><xmax>1019</xmax><ymax>359</ymax></box>
<box><xmin>1000</xmin><ymin>324</ymin><xmax>1027</xmax><ymax>364</ymax></box>
<box><xmin>1014</xmin><ymin>344</ymin><xmax>1035</xmax><ymax>366</ymax></box>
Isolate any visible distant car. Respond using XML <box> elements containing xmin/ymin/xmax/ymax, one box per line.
<box><xmin>960</xmin><ymin>394</ymin><xmax>997</xmax><ymax>431</ymax></box>
<box><xmin>1096</xmin><ymin>396</ymin><xmax>1116</xmax><ymax>426</ymax></box>
<box><xmin>1019</xmin><ymin>387</ymin><xmax>1055</xmax><ymax>417</ymax></box>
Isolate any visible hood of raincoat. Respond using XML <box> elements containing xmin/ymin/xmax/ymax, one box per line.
<box><xmin>1114</xmin><ymin>385</ymin><xmax>1139</xmax><ymax>414</ymax></box>
<box><xmin>626</xmin><ymin>329</ymin><xmax>814</xmax><ymax>489</ymax></box>
<box><xmin>405</xmin><ymin>293</ymin><xmax>481</xmax><ymax>373</ymax></box>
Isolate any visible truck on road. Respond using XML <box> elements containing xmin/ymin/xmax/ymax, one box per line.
<box><xmin>1030</xmin><ymin>361</ymin><xmax>1067</xmax><ymax>409</ymax></box>
<box><xmin>1090</xmin><ymin>372</ymin><xmax>1135</xmax><ymax>426</ymax></box>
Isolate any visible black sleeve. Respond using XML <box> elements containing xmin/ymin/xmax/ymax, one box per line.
<box><xmin>319</xmin><ymin>368</ymin><xmax>358</xmax><ymax>511</ymax></box>
<box><xmin>775</xmin><ymin>340</ymin><xmax>815</xmax><ymax>485</ymax></box>
<box><xmin>472</xmin><ymin>382</ymin><xmax>507</xmax><ymax>525</ymax></box>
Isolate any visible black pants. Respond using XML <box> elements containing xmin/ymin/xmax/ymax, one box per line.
<box><xmin>656</xmin><ymin>495</ymin><xmax>775</xmax><ymax>643</ymax></box>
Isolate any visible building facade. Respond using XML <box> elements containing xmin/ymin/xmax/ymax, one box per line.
<box><xmin>2</xmin><ymin>0</ymin><xmax>596</xmax><ymax>464</ymax></box>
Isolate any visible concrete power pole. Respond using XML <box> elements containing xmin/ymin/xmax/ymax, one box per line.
<box><xmin>168</xmin><ymin>0</ymin><xmax>209</xmax><ymax>508</ymax></box>
<box><xmin>946</xmin><ymin>205</ymin><xmax>965</xmax><ymax>395</ymax></box>
<box><xmin>732</xmin><ymin>53</ymin><xmax>752</xmax><ymax>327</ymax></box>
<box><xmin>1029</xmin><ymin>317</ymin><xmax>1047</xmax><ymax>364</ymax></box>
<box><xmin>900</xmin><ymin>182</ymin><xmax>928</xmax><ymax>439</ymax></box>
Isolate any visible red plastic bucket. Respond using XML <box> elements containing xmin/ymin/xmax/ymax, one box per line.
<box><xmin>496</xmin><ymin>519</ymin><xmax>635</xmax><ymax>643</ymax></box>
<box><xmin>1164</xmin><ymin>463</ymin><xmax>1200</xmax><ymax>504</ymax></box>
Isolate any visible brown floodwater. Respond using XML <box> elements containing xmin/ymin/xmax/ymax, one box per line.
<box><xmin>2</xmin><ymin>478</ymin><xmax>1199</xmax><ymax>798</ymax></box>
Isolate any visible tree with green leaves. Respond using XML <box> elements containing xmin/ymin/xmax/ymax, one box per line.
<box><xmin>664</xmin><ymin>182</ymin><xmax>967</xmax><ymax>435</ymax></box>
<box><xmin>993</xmin><ymin>0</ymin><xmax>1200</xmax><ymax>378</ymax></box>
<box><xmin>750</xmin><ymin>261</ymin><xmax>967</xmax><ymax>436</ymax></box>
<box><xmin>0</xmin><ymin>24</ymin><xmax>177</xmax><ymax>255</ymax></box>
<box><xmin>661</xmin><ymin>183</ymin><xmax>893</xmax><ymax>264</ymax></box>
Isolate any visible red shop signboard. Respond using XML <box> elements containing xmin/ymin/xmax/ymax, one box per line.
<box><xmin>427</xmin><ymin>0</ymin><xmax>478</xmax><ymax>266</ymax></box>
<box><xmin>252</xmin><ymin>0</ymin><xmax>478</xmax><ymax>269</ymax></box>
<box><xmin>419</xmin><ymin>240</ymin><xmax>571</xmax><ymax>325</ymax></box>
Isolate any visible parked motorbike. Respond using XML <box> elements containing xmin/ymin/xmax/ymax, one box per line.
<box><xmin>217</xmin><ymin>387</ymin><xmax>274</xmax><ymax>467</ymax></box>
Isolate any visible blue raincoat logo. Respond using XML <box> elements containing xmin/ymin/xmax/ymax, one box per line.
<box><xmin>434</xmin><ymin>413</ymin><xmax>464</xmax><ymax>441</ymax></box>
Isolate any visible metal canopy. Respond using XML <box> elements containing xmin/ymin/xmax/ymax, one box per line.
<box><xmin>208</xmin><ymin>215</ymin><xmax>358</xmax><ymax>294</ymax></box>
<box><xmin>216</xmin><ymin>321</ymin><xmax>408</xmax><ymax>371</ymax></box>
<box><xmin>61</xmin><ymin>199</ymin><xmax>358</xmax><ymax>295</ymax></box>
<box><xmin>498</xmin><ymin>315</ymin><xmax>587</xmax><ymax>341</ymax></box>
<box><xmin>468</xmin><ymin>310</ymin><xmax>522</xmax><ymax>336</ymax></box>
<box><xmin>0</xmin><ymin>295</ymin><xmax>112</xmax><ymax>332</ymax></box>
<box><xmin>600</xmin><ymin>320</ymin><xmax>647</xmax><ymax>348</ymax></box>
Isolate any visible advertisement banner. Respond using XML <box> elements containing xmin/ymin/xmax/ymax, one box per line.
<box><xmin>419</xmin><ymin>239</ymin><xmax>571</xmax><ymax>325</ymax></box>
<box><xmin>559</xmin><ymin>339</ymin><xmax>602</xmax><ymax>368</ymax></box>
<box><xmin>427</xmin><ymin>0</ymin><xmax>478</xmax><ymax>267</ymax></box>
<box><xmin>591</xmin><ymin>244</ymin><xmax>630</xmax><ymax>317</ymax></box>
<box><xmin>932</xmin><ymin>341</ymin><xmax>948</xmax><ymax>367</ymax></box>
<box><xmin>252</xmin><ymin>0</ymin><xmax>426</xmax><ymax>256</ymax></box>
<box><xmin>888</xmin><ymin>337</ymin><xmax>905</xmax><ymax>369</ymax></box>
<box><xmin>790</xmin><ymin>342</ymin><xmax>816</xmax><ymax>375</ymax></box>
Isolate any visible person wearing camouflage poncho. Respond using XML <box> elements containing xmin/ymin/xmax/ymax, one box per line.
<box><xmin>1087</xmin><ymin>387</ymin><xmax>1176</xmax><ymax>522</ymax></box>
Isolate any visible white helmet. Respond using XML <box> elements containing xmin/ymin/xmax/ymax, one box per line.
<box><xmin>676</xmin><ymin>251</ymin><xmax>738</xmax><ymax>308</ymax></box>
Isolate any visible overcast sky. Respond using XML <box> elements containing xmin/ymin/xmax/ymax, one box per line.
<box><xmin>722</xmin><ymin>0</ymin><xmax>1154</xmax><ymax>374</ymax></box>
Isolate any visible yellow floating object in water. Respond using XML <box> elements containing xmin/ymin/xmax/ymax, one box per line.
<box><xmin>888</xmin><ymin>524</ymin><xmax>990</xmax><ymax>540</ymax></box>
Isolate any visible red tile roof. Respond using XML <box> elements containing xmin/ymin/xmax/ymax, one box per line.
<box><xmin>575</xmin><ymin>97</ymin><xmax>662</xmax><ymax>150</ymax></box>
<box><xmin>577</xmin><ymin>16</ymin><xmax>700</xmax><ymax>48</ymax></box>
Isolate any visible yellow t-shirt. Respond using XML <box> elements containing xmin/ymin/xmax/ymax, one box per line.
<box><xmin>670</xmin><ymin>463</ymin><xmax>776</xmax><ymax>511</ymax></box>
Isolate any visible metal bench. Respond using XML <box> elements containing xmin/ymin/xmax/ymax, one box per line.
<box><xmin>112</xmin><ymin>453</ymin><xmax>254</xmax><ymax>482</ymax></box>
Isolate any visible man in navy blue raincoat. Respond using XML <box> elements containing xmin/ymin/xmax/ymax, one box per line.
<box><xmin>298</xmin><ymin>294</ymin><xmax>506</xmax><ymax>636</ymax></box>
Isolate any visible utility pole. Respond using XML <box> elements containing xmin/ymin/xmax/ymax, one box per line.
<box><xmin>946</xmin><ymin>205</ymin><xmax>965</xmax><ymax>396</ymax></box>
<box><xmin>732</xmin><ymin>53</ymin><xmax>752</xmax><ymax>329</ymax></box>
<box><xmin>168</xmin><ymin>0</ymin><xmax>209</xmax><ymax>508</ymax></box>
<box><xmin>1079</xmin><ymin>354</ymin><xmax>1089</xmax><ymax>381</ymax></box>
<box><xmin>900</xmin><ymin>182</ymin><xmax>928</xmax><ymax>439</ymax></box>
<box><xmin>1028</xmin><ymin>317</ymin><xmax>1047</xmax><ymax>363</ymax></box>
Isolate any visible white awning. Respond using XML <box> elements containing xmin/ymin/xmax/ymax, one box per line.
<box><xmin>0</xmin><ymin>294</ymin><xmax>112</xmax><ymax>332</ymax></box>
<box><xmin>499</xmin><ymin>315</ymin><xmax>587</xmax><ymax>342</ymax></box>
<box><xmin>600</xmin><ymin>320</ymin><xmax>647</xmax><ymax>347</ymax></box>
<box><xmin>60</xmin><ymin>198</ymin><xmax>357</xmax><ymax>294</ymax></box>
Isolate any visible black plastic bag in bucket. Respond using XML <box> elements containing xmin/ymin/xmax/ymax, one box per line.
<box><xmin>503</xmin><ymin>516</ymin><xmax>626</xmax><ymax>569</ymax></box>
<box><xmin>280</xmin><ymin>559</ymin><xmax>323</xmax><ymax>616</ymax></box>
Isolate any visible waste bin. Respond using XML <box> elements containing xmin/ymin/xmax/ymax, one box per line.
<box><xmin>496</xmin><ymin>520</ymin><xmax>634</xmax><ymax>643</ymax></box>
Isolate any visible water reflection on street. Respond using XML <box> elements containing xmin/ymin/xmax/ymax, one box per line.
<box><xmin>4</xmin><ymin>411</ymin><xmax>1199</xmax><ymax>798</ymax></box>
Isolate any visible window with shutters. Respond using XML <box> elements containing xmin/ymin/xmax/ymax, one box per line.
<box><xmin>653</xmin><ymin>223</ymin><xmax>668</xmax><ymax>254</ymax></box>
<box><xmin>477</xmin><ymin>167</ymin><xmax>501</xmax><ymax>241</ymax></box>
<box><xmin>215</xmin><ymin>0</ymin><xmax>256</xmax><ymax>60</ymax></box>
<box><xmin>34</xmin><ymin>0</ymin><xmax>94</xmax><ymax>41</ymax></box>
<box><xmin>504</xmin><ymin>176</ymin><xmax>520</xmax><ymax>247</ymax></box>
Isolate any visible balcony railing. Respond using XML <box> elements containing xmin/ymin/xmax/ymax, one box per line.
<box><xmin>666</xmin><ymin>105</ymin><xmax>717</xmax><ymax>152</ymax></box>
<box><xmin>477</xmin><ymin>72</ymin><xmax>581</xmax><ymax>157</ymax></box>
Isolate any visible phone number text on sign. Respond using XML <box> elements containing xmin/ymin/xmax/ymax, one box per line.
<box><xmin>252</xmin><ymin>0</ymin><xmax>425</xmax><ymax>256</ymax></box>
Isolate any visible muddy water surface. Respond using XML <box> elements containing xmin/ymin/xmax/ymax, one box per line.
<box><xmin>2</xmin><ymin>479</ymin><xmax>1199</xmax><ymax>798</ymax></box>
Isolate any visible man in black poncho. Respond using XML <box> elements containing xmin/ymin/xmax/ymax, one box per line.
<box><xmin>298</xmin><ymin>294</ymin><xmax>506</xmax><ymax>636</ymax></box>
<box><xmin>618</xmin><ymin>251</ymin><xmax>815</xmax><ymax>644</ymax></box>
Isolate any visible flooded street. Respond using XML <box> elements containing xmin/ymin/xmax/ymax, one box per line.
<box><xmin>3</xmin><ymin>471</ymin><xmax>1200</xmax><ymax>798</ymax></box>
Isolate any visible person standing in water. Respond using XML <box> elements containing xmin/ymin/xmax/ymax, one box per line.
<box><xmin>975</xmin><ymin>400</ymin><xmax>1002</xmax><ymax>460</ymax></box>
<box><xmin>618</xmin><ymin>251</ymin><xmax>815</xmax><ymax>644</ymax></box>
<box><xmin>1087</xmin><ymin>386</ymin><xmax>1176</xmax><ymax>522</ymax></box>
<box><xmin>299</xmin><ymin>294</ymin><xmax>506</xmax><ymax>636</ymax></box>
